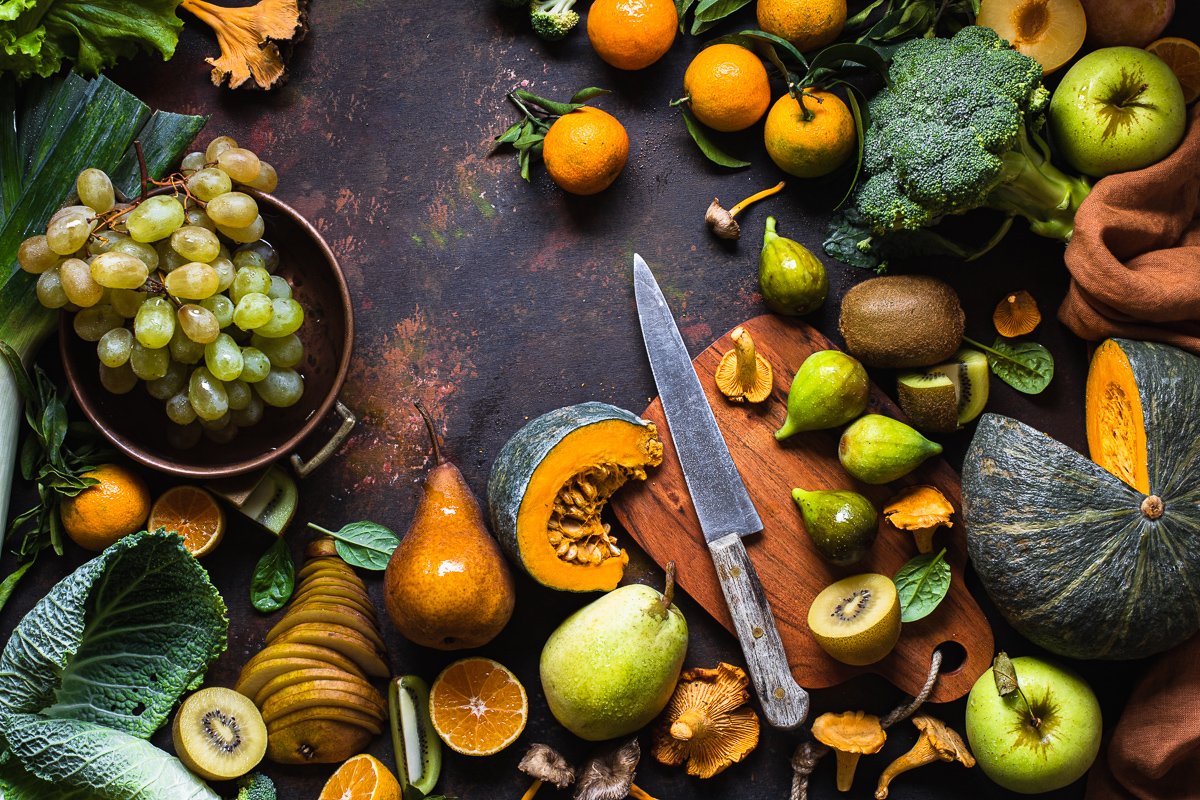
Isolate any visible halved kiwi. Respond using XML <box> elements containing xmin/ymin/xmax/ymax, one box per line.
<box><xmin>212</xmin><ymin>466</ymin><xmax>298</xmax><ymax>535</ymax></box>
<box><xmin>807</xmin><ymin>573</ymin><xmax>902</xmax><ymax>666</ymax></box>
<box><xmin>171</xmin><ymin>687</ymin><xmax>267</xmax><ymax>781</ymax></box>
<box><xmin>390</xmin><ymin>675</ymin><xmax>442</xmax><ymax>795</ymax></box>
<box><xmin>898</xmin><ymin>348</ymin><xmax>989</xmax><ymax>431</ymax></box>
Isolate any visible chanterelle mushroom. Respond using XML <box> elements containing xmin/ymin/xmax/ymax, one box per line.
<box><xmin>574</xmin><ymin>739</ymin><xmax>659</xmax><ymax>800</ymax></box>
<box><xmin>811</xmin><ymin>710</ymin><xmax>886</xmax><ymax>792</ymax></box>
<box><xmin>714</xmin><ymin>326</ymin><xmax>774</xmax><ymax>404</ymax></box>
<box><xmin>181</xmin><ymin>0</ymin><xmax>309</xmax><ymax>90</ymax></box>
<box><xmin>651</xmin><ymin>662</ymin><xmax>760</xmax><ymax>778</ymax></box>
<box><xmin>883</xmin><ymin>485</ymin><xmax>955</xmax><ymax>554</ymax></box>
<box><xmin>875</xmin><ymin>715</ymin><xmax>974</xmax><ymax>799</ymax></box>
<box><xmin>520</xmin><ymin>743</ymin><xmax>575</xmax><ymax>800</ymax></box>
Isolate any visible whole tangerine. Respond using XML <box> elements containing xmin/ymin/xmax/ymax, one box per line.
<box><xmin>763</xmin><ymin>90</ymin><xmax>856</xmax><ymax>178</ymax></box>
<box><xmin>543</xmin><ymin>107</ymin><xmax>630</xmax><ymax>195</ymax></box>
<box><xmin>60</xmin><ymin>463</ymin><xmax>151</xmax><ymax>552</ymax></box>
<box><xmin>587</xmin><ymin>0</ymin><xmax>678</xmax><ymax>71</ymax></box>
<box><xmin>683</xmin><ymin>44</ymin><xmax>772</xmax><ymax>132</ymax></box>
<box><xmin>757</xmin><ymin>0</ymin><xmax>846</xmax><ymax>52</ymax></box>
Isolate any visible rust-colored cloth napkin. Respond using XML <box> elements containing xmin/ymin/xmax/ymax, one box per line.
<box><xmin>1086</xmin><ymin>633</ymin><xmax>1200</xmax><ymax>799</ymax></box>
<box><xmin>1059</xmin><ymin>104</ymin><xmax>1200</xmax><ymax>355</ymax></box>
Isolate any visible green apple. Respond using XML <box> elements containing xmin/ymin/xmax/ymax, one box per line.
<box><xmin>965</xmin><ymin>656</ymin><xmax>1102</xmax><ymax>794</ymax></box>
<box><xmin>1049</xmin><ymin>46</ymin><xmax>1186</xmax><ymax>177</ymax></box>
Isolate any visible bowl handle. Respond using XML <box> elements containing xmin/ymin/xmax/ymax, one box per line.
<box><xmin>290</xmin><ymin>400</ymin><xmax>356</xmax><ymax>478</ymax></box>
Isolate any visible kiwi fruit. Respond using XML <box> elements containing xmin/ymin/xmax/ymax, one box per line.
<box><xmin>171</xmin><ymin>687</ymin><xmax>267</xmax><ymax>781</ymax></box>
<box><xmin>390</xmin><ymin>675</ymin><xmax>442</xmax><ymax>794</ymax></box>
<box><xmin>838</xmin><ymin>275</ymin><xmax>965</xmax><ymax>368</ymax></box>
<box><xmin>898</xmin><ymin>348</ymin><xmax>990</xmax><ymax>431</ymax></box>
<box><xmin>807</xmin><ymin>573</ymin><xmax>902</xmax><ymax>666</ymax></box>
<box><xmin>239</xmin><ymin>466</ymin><xmax>298</xmax><ymax>535</ymax></box>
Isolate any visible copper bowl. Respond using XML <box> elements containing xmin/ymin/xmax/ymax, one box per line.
<box><xmin>61</xmin><ymin>190</ymin><xmax>354</xmax><ymax>479</ymax></box>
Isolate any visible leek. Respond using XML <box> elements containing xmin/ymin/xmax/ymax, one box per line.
<box><xmin>0</xmin><ymin>73</ymin><xmax>204</xmax><ymax>545</ymax></box>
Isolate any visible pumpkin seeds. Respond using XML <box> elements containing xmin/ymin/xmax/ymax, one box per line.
<box><xmin>547</xmin><ymin>463</ymin><xmax>646</xmax><ymax>565</ymax></box>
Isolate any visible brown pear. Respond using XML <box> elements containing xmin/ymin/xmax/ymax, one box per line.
<box><xmin>384</xmin><ymin>404</ymin><xmax>515</xmax><ymax>649</ymax></box>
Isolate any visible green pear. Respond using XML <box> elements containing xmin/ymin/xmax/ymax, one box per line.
<box><xmin>791</xmin><ymin>489</ymin><xmax>878</xmax><ymax>566</ymax></box>
<box><xmin>776</xmin><ymin>350</ymin><xmax>869</xmax><ymax>440</ymax></box>
<box><xmin>540</xmin><ymin>565</ymin><xmax>687</xmax><ymax>741</ymax></box>
<box><xmin>839</xmin><ymin>414</ymin><xmax>942</xmax><ymax>484</ymax></box>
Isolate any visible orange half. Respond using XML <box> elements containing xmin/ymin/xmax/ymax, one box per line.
<box><xmin>319</xmin><ymin>753</ymin><xmax>400</xmax><ymax>800</ymax></box>
<box><xmin>429</xmin><ymin>657</ymin><xmax>528</xmax><ymax>756</ymax></box>
<box><xmin>147</xmin><ymin>485</ymin><xmax>226</xmax><ymax>557</ymax></box>
<box><xmin>1147</xmin><ymin>37</ymin><xmax>1200</xmax><ymax>104</ymax></box>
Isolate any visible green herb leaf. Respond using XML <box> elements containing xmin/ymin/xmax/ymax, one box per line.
<box><xmin>964</xmin><ymin>336</ymin><xmax>1055</xmax><ymax>394</ymax></box>
<box><xmin>570</xmin><ymin>87</ymin><xmax>611</xmax><ymax>103</ymax></box>
<box><xmin>893</xmin><ymin>548</ymin><xmax>951</xmax><ymax>622</ymax></box>
<box><xmin>680</xmin><ymin>109</ymin><xmax>751</xmax><ymax>168</ymax></box>
<box><xmin>307</xmin><ymin>521</ymin><xmax>401</xmax><ymax>571</ymax></box>
<box><xmin>689</xmin><ymin>0</ymin><xmax>754</xmax><ymax>34</ymax></box>
<box><xmin>993</xmin><ymin>651</ymin><xmax>1018</xmax><ymax>696</ymax></box>
<box><xmin>251</xmin><ymin>536</ymin><xmax>295</xmax><ymax>613</ymax></box>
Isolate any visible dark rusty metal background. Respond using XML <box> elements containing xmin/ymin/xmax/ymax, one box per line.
<box><xmin>2</xmin><ymin>2</ymin><xmax>1196</xmax><ymax>798</ymax></box>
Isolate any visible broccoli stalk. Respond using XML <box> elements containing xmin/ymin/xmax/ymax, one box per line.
<box><xmin>530</xmin><ymin>0</ymin><xmax>579</xmax><ymax>41</ymax></box>
<box><xmin>825</xmin><ymin>26</ymin><xmax>1093</xmax><ymax>270</ymax></box>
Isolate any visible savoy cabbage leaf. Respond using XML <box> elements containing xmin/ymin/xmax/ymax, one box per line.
<box><xmin>0</xmin><ymin>713</ymin><xmax>219</xmax><ymax>800</ymax></box>
<box><xmin>0</xmin><ymin>0</ymin><xmax>182</xmax><ymax>81</ymax></box>
<box><xmin>0</xmin><ymin>530</ymin><xmax>227</xmax><ymax>738</ymax></box>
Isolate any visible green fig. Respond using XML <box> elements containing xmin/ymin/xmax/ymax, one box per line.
<box><xmin>759</xmin><ymin>216</ymin><xmax>828</xmax><ymax>316</ymax></box>
<box><xmin>839</xmin><ymin>414</ymin><xmax>942</xmax><ymax>484</ymax></box>
<box><xmin>540</xmin><ymin>564</ymin><xmax>687</xmax><ymax>741</ymax></box>
<box><xmin>776</xmin><ymin>350</ymin><xmax>869</xmax><ymax>440</ymax></box>
<box><xmin>791</xmin><ymin>489</ymin><xmax>879</xmax><ymax>566</ymax></box>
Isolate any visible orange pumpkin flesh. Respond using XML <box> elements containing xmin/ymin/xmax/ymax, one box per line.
<box><xmin>1086</xmin><ymin>339</ymin><xmax>1149</xmax><ymax>494</ymax></box>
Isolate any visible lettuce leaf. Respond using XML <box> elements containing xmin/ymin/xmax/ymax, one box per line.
<box><xmin>1</xmin><ymin>714</ymin><xmax>219</xmax><ymax>800</ymax></box>
<box><xmin>0</xmin><ymin>0</ymin><xmax>183</xmax><ymax>80</ymax></box>
<box><xmin>0</xmin><ymin>530</ymin><xmax>227</xmax><ymax>736</ymax></box>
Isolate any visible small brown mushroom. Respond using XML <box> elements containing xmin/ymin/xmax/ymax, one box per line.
<box><xmin>575</xmin><ymin>739</ymin><xmax>659</xmax><ymax>800</ymax></box>
<box><xmin>875</xmin><ymin>715</ymin><xmax>975</xmax><ymax>799</ymax></box>
<box><xmin>651</xmin><ymin>662</ymin><xmax>760</xmax><ymax>778</ymax></box>
<box><xmin>883</xmin><ymin>485</ymin><xmax>955</xmax><ymax>554</ymax></box>
<box><xmin>811</xmin><ymin>710</ymin><xmax>886</xmax><ymax>792</ymax></box>
<box><xmin>714</xmin><ymin>326</ymin><xmax>773</xmax><ymax>404</ymax></box>
<box><xmin>519</xmin><ymin>743</ymin><xmax>576</xmax><ymax>800</ymax></box>
<box><xmin>180</xmin><ymin>0</ymin><xmax>309</xmax><ymax>90</ymax></box>
<box><xmin>705</xmin><ymin>181</ymin><xmax>786</xmax><ymax>240</ymax></box>
<box><xmin>993</xmin><ymin>290</ymin><xmax>1041</xmax><ymax>338</ymax></box>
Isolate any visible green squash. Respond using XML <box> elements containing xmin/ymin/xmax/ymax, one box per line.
<box><xmin>487</xmin><ymin>402</ymin><xmax>663</xmax><ymax>592</ymax></box>
<box><xmin>962</xmin><ymin>341</ymin><xmax>1200</xmax><ymax>659</ymax></box>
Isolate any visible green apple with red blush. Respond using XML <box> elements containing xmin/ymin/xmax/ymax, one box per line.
<box><xmin>965</xmin><ymin>654</ymin><xmax>1102</xmax><ymax>794</ymax></box>
<box><xmin>1049</xmin><ymin>46</ymin><xmax>1186</xmax><ymax>177</ymax></box>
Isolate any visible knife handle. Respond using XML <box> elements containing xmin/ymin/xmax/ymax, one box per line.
<box><xmin>709</xmin><ymin>533</ymin><xmax>809</xmax><ymax>731</ymax></box>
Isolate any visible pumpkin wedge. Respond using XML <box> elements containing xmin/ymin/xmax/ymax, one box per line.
<box><xmin>963</xmin><ymin>340</ymin><xmax>1200</xmax><ymax>660</ymax></box>
<box><xmin>488</xmin><ymin>402</ymin><xmax>664</xmax><ymax>592</ymax></box>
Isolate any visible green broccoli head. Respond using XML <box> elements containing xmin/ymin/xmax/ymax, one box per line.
<box><xmin>235</xmin><ymin>773</ymin><xmax>276</xmax><ymax>800</ymax></box>
<box><xmin>854</xmin><ymin>26</ymin><xmax>1081</xmax><ymax>238</ymax></box>
<box><xmin>530</xmin><ymin>0</ymin><xmax>579</xmax><ymax>41</ymax></box>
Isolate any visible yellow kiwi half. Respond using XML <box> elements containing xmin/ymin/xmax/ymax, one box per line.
<box><xmin>807</xmin><ymin>573</ymin><xmax>902</xmax><ymax>666</ymax></box>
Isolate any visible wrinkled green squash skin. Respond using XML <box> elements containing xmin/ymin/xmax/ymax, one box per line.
<box><xmin>487</xmin><ymin>402</ymin><xmax>651</xmax><ymax>588</ymax></box>
<box><xmin>963</xmin><ymin>341</ymin><xmax>1200</xmax><ymax>660</ymax></box>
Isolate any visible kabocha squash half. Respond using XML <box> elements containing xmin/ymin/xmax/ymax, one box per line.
<box><xmin>488</xmin><ymin>402</ymin><xmax>664</xmax><ymax>592</ymax></box>
<box><xmin>962</xmin><ymin>339</ymin><xmax>1200</xmax><ymax>660</ymax></box>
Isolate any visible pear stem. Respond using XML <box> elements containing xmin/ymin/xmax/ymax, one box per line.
<box><xmin>413</xmin><ymin>401</ymin><xmax>444</xmax><ymax>466</ymax></box>
<box><xmin>659</xmin><ymin>561</ymin><xmax>677</xmax><ymax>615</ymax></box>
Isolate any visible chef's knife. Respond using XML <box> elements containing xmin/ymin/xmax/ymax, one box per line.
<box><xmin>633</xmin><ymin>254</ymin><xmax>808</xmax><ymax>731</ymax></box>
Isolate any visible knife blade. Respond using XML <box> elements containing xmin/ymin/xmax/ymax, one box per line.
<box><xmin>633</xmin><ymin>254</ymin><xmax>808</xmax><ymax>731</ymax></box>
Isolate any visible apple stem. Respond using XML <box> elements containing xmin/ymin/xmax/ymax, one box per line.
<box><xmin>1017</xmin><ymin>686</ymin><xmax>1041</xmax><ymax>729</ymax></box>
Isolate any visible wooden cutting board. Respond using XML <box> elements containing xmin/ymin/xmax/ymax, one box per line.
<box><xmin>611</xmin><ymin>315</ymin><xmax>993</xmax><ymax>703</ymax></box>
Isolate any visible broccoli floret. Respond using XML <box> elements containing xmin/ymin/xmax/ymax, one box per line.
<box><xmin>830</xmin><ymin>26</ymin><xmax>1090</xmax><ymax>267</ymax></box>
<box><xmin>530</xmin><ymin>0</ymin><xmax>579</xmax><ymax>41</ymax></box>
<box><xmin>235</xmin><ymin>773</ymin><xmax>276</xmax><ymax>800</ymax></box>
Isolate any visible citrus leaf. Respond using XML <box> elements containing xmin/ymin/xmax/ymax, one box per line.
<box><xmin>680</xmin><ymin>110</ymin><xmax>750</xmax><ymax>168</ymax></box>
<box><xmin>511</xmin><ymin>90</ymin><xmax>580</xmax><ymax>117</ymax></box>
<box><xmin>689</xmin><ymin>0</ymin><xmax>753</xmax><ymax>34</ymax></box>
<box><xmin>731</xmin><ymin>29</ymin><xmax>807</xmax><ymax>68</ymax></box>
<box><xmin>570</xmin><ymin>87</ymin><xmax>610</xmax><ymax>103</ymax></box>
<box><xmin>893</xmin><ymin>548</ymin><xmax>950</xmax><ymax>622</ymax></box>
<box><xmin>804</xmin><ymin>42</ymin><xmax>888</xmax><ymax>82</ymax></box>
<box><xmin>836</xmin><ymin>84</ymin><xmax>866</xmax><ymax>209</ymax></box>
<box><xmin>846</xmin><ymin>0</ymin><xmax>890</xmax><ymax>27</ymax></box>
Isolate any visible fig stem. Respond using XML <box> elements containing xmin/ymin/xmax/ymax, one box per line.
<box><xmin>413</xmin><ymin>401</ymin><xmax>444</xmax><ymax>466</ymax></box>
<box><xmin>728</xmin><ymin>181</ymin><xmax>785</xmax><ymax>218</ymax></box>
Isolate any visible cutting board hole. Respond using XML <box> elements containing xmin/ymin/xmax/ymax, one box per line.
<box><xmin>936</xmin><ymin>641</ymin><xmax>967</xmax><ymax>675</ymax></box>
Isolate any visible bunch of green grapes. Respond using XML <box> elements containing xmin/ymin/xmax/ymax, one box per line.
<box><xmin>17</xmin><ymin>136</ymin><xmax>307</xmax><ymax>449</ymax></box>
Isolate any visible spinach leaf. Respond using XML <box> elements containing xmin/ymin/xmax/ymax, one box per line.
<box><xmin>964</xmin><ymin>336</ymin><xmax>1055</xmax><ymax>394</ymax></box>
<box><xmin>681</xmin><ymin>109</ymin><xmax>751</xmax><ymax>168</ymax></box>
<box><xmin>308</xmin><ymin>520</ymin><xmax>400</xmax><ymax>571</ymax></box>
<box><xmin>251</xmin><ymin>536</ymin><xmax>295</xmax><ymax>613</ymax></box>
<box><xmin>893</xmin><ymin>548</ymin><xmax>951</xmax><ymax>622</ymax></box>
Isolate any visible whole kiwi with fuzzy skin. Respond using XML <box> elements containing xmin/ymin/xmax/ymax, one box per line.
<box><xmin>838</xmin><ymin>275</ymin><xmax>965</xmax><ymax>369</ymax></box>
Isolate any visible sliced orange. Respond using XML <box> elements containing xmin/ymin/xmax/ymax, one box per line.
<box><xmin>429</xmin><ymin>657</ymin><xmax>528</xmax><ymax>756</ymax></box>
<box><xmin>1147</xmin><ymin>37</ymin><xmax>1200</xmax><ymax>104</ymax></box>
<box><xmin>318</xmin><ymin>753</ymin><xmax>400</xmax><ymax>800</ymax></box>
<box><xmin>147</xmin><ymin>486</ymin><xmax>226</xmax><ymax>557</ymax></box>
